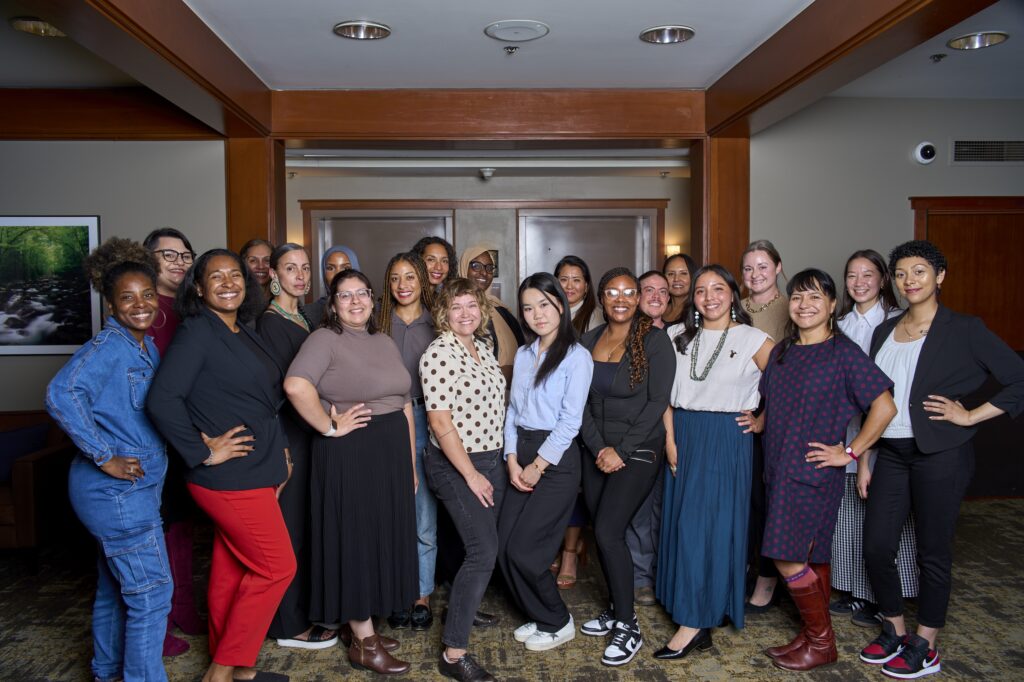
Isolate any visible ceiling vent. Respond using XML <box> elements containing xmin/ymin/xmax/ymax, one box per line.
<box><xmin>952</xmin><ymin>140</ymin><xmax>1024</xmax><ymax>165</ymax></box>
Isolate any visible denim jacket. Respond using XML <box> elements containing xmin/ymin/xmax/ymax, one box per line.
<box><xmin>46</xmin><ymin>316</ymin><xmax>165</xmax><ymax>466</ymax></box>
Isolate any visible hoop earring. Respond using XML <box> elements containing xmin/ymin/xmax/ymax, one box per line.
<box><xmin>270</xmin><ymin>278</ymin><xmax>282</xmax><ymax>296</ymax></box>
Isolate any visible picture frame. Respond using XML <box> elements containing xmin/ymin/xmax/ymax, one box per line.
<box><xmin>0</xmin><ymin>216</ymin><xmax>101</xmax><ymax>355</ymax></box>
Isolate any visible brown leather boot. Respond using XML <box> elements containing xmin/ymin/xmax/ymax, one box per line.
<box><xmin>772</xmin><ymin>570</ymin><xmax>838</xmax><ymax>671</ymax></box>
<box><xmin>339</xmin><ymin>623</ymin><xmax>400</xmax><ymax>652</ymax></box>
<box><xmin>348</xmin><ymin>633</ymin><xmax>411</xmax><ymax>675</ymax></box>
<box><xmin>766</xmin><ymin>563</ymin><xmax>835</xmax><ymax>659</ymax></box>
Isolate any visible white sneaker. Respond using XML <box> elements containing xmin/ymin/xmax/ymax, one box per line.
<box><xmin>524</xmin><ymin>616</ymin><xmax>576</xmax><ymax>651</ymax></box>
<box><xmin>601</xmin><ymin>619</ymin><xmax>642</xmax><ymax>666</ymax></box>
<box><xmin>581</xmin><ymin>608</ymin><xmax>616</xmax><ymax>636</ymax></box>
<box><xmin>514</xmin><ymin>621</ymin><xmax>538</xmax><ymax>642</ymax></box>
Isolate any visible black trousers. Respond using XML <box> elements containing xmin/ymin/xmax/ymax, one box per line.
<box><xmin>581</xmin><ymin>441</ymin><xmax>662</xmax><ymax>623</ymax></box>
<box><xmin>267</xmin><ymin>421</ymin><xmax>312</xmax><ymax>639</ymax></box>
<box><xmin>863</xmin><ymin>438</ymin><xmax>974</xmax><ymax>629</ymax></box>
<box><xmin>497</xmin><ymin>429</ymin><xmax>579</xmax><ymax>633</ymax></box>
<box><xmin>748</xmin><ymin>433</ymin><xmax>778</xmax><ymax>580</ymax></box>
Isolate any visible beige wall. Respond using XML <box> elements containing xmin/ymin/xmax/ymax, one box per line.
<box><xmin>0</xmin><ymin>140</ymin><xmax>227</xmax><ymax>410</ymax></box>
<box><xmin>285</xmin><ymin>174</ymin><xmax>690</xmax><ymax>249</ymax></box>
<box><xmin>750</xmin><ymin>97</ymin><xmax>1024</xmax><ymax>284</ymax></box>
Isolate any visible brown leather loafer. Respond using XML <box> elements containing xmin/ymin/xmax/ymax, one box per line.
<box><xmin>348</xmin><ymin>634</ymin><xmax>411</xmax><ymax>675</ymax></box>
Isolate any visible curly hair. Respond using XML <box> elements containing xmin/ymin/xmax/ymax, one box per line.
<box><xmin>84</xmin><ymin>237</ymin><xmax>159</xmax><ymax>295</ymax></box>
<box><xmin>411</xmin><ymin>236</ymin><xmax>457</xmax><ymax>286</ymax></box>
<box><xmin>323</xmin><ymin>269</ymin><xmax>378</xmax><ymax>335</ymax></box>
<box><xmin>888</xmin><ymin>240</ymin><xmax>947</xmax><ymax>276</ymax></box>
<box><xmin>175</xmin><ymin>249</ymin><xmax>265</xmax><ymax>323</ymax></box>
<box><xmin>597</xmin><ymin>267</ymin><xmax>654</xmax><ymax>389</ymax></box>
<box><xmin>431</xmin><ymin>277</ymin><xmax>494</xmax><ymax>345</ymax></box>
<box><xmin>378</xmin><ymin>252</ymin><xmax>436</xmax><ymax>336</ymax></box>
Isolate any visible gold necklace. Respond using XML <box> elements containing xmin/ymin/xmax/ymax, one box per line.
<box><xmin>744</xmin><ymin>292</ymin><xmax>780</xmax><ymax>314</ymax></box>
<box><xmin>900</xmin><ymin>314</ymin><xmax>929</xmax><ymax>338</ymax></box>
<box><xmin>602</xmin><ymin>331</ymin><xmax>627</xmax><ymax>361</ymax></box>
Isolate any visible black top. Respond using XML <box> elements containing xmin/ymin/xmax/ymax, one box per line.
<box><xmin>256</xmin><ymin>310</ymin><xmax>312</xmax><ymax>436</ymax></box>
<box><xmin>592</xmin><ymin>361</ymin><xmax>618</xmax><ymax>398</ymax></box>
<box><xmin>578</xmin><ymin>323</ymin><xmax>675</xmax><ymax>458</ymax></box>
<box><xmin>869</xmin><ymin>304</ymin><xmax>1024</xmax><ymax>454</ymax></box>
<box><xmin>147</xmin><ymin>307</ymin><xmax>289</xmax><ymax>491</ymax></box>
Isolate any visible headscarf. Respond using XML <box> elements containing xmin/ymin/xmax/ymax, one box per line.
<box><xmin>320</xmin><ymin>245</ymin><xmax>360</xmax><ymax>290</ymax></box>
<box><xmin>459</xmin><ymin>242</ymin><xmax>519</xmax><ymax>367</ymax></box>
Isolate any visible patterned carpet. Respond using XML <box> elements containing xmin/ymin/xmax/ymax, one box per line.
<box><xmin>2</xmin><ymin>498</ymin><xmax>1022</xmax><ymax>681</ymax></box>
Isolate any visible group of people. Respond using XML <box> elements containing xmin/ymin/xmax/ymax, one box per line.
<box><xmin>46</xmin><ymin>227</ymin><xmax>1024</xmax><ymax>682</ymax></box>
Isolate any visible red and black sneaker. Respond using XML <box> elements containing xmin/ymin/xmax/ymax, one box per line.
<box><xmin>882</xmin><ymin>634</ymin><xmax>941</xmax><ymax>679</ymax></box>
<box><xmin>860</xmin><ymin>619</ymin><xmax>905</xmax><ymax>664</ymax></box>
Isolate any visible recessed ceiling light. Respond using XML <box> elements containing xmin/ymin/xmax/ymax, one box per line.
<box><xmin>946</xmin><ymin>31</ymin><xmax>1009</xmax><ymax>50</ymax></box>
<box><xmin>639</xmin><ymin>25</ymin><xmax>695</xmax><ymax>45</ymax></box>
<box><xmin>333</xmin><ymin>20</ymin><xmax>391</xmax><ymax>40</ymax></box>
<box><xmin>484</xmin><ymin>20</ymin><xmax>550</xmax><ymax>42</ymax></box>
<box><xmin>9</xmin><ymin>16</ymin><xmax>65</xmax><ymax>37</ymax></box>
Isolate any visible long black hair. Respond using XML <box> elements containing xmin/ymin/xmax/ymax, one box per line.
<box><xmin>517</xmin><ymin>272</ymin><xmax>577</xmax><ymax>386</ymax></box>
<box><xmin>775</xmin><ymin>268</ymin><xmax>843</xmax><ymax>364</ymax></box>
<box><xmin>555</xmin><ymin>255</ymin><xmax>597</xmax><ymax>336</ymax></box>
<box><xmin>837</xmin><ymin>249</ymin><xmax>900</xmax><ymax>320</ymax></box>
<box><xmin>412</xmin><ymin>236</ymin><xmax>457</xmax><ymax>286</ymax></box>
<box><xmin>175</xmin><ymin>248</ymin><xmax>264</xmax><ymax>323</ymax></box>
<box><xmin>671</xmin><ymin>264</ymin><xmax>752</xmax><ymax>354</ymax></box>
<box><xmin>597</xmin><ymin>267</ymin><xmax>654</xmax><ymax>389</ymax></box>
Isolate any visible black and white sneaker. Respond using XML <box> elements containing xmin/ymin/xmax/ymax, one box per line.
<box><xmin>581</xmin><ymin>608</ymin><xmax>616</xmax><ymax>636</ymax></box>
<box><xmin>601</xmin><ymin>619</ymin><xmax>642</xmax><ymax>667</ymax></box>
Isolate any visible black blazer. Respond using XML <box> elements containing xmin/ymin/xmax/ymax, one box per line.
<box><xmin>579</xmin><ymin>324</ymin><xmax>674</xmax><ymax>459</ymax></box>
<box><xmin>869</xmin><ymin>305</ymin><xmax>1024</xmax><ymax>454</ymax></box>
<box><xmin>147</xmin><ymin>307</ymin><xmax>289</xmax><ymax>490</ymax></box>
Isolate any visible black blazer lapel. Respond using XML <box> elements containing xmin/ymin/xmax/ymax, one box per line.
<box><xmin>203</xmin><ymin>309</ymin><xmax>283</xmax><ymax>412</ymax></box>
<box><xmin>908</xmin><ymin>305</ymin><xmax>954</xmax><ymax>403</ymax></box>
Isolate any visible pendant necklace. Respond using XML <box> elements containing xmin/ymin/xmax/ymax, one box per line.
<box><xmin>690</xmin><ymin>325</ymin><xmax>730</xmax><ymax>381</ymax></box>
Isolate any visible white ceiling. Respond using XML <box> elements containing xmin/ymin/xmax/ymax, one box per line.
<box><xmin>834</xmin><ymin>0</ymin><xmax>1024</xmax><ymax>99</ymax></box>
<box><xmin>181</xmin><ymin>0</ymin><xmax>816</xmax><ymax>90</ymax></box>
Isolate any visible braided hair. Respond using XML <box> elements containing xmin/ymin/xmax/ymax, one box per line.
<box><xmin>378</xmin><ymin>251</ymin><xmax>435</xmax><ymax>337</ymax></box>
<box><xmin>597</xmin><ymin>267</ymin><xmax>653</xmax><ymax>389</ymax></box>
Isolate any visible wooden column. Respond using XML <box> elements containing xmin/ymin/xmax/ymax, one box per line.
<box><xmin>690</xmin><ymin>136</ymin><xmax>749</xmax><ymax>274</ymax></box>
<box><xmin>225</xmin><ymin>138</ymin><xmax>286</xmax><ymax>251</ymax></box>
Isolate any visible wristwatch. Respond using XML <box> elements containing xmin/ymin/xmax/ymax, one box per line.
<box><xmin>844</xmin><ymin>445</ymin><xmax>859</xmax><ymax>461</ymax></box>
<box><xmin>322</xmin><ymin>419</ymin><xmax>338</xmax><ymax>437</ymax></box>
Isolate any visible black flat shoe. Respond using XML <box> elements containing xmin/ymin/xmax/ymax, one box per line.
<box><xmin>410</xmin><ymin>604</ymin><xmax>433</xmax><ymax>630</ymax></box>
<box><xmin>441</xmin><ymin>608</ymin><xmax>501</xmax><ymax>628</ymax></box>
<box><xmin>745</xmin><ymin>585</ymin><xmax>781</xmax><ymax>614</ymax></box>
<box><xmin>387</xmin><ymin>610</ymin><xmax>411</xmax><ymax>630</ymax></box>
<box><xmin>653</xmin><ymin>629</ymin><xmax>713</xmax><ymax>660</ymax></box>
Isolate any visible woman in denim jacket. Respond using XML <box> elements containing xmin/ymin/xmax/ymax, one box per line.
<box><xmin>47</xmin><ymin>249</ymin><xmax>171</xmax><ymax>682</ymax></box>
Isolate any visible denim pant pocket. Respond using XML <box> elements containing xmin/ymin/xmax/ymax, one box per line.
<box><xmin>101</xmin><ymin>531</ymin><xmax>171</xmax><ymax>595</ymax></box>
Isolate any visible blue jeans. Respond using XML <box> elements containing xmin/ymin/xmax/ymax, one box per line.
<box><xmin>69</xmin><ymin>449</ymin><xmax>172</xmax><ymax>682</ymax></box>
<box><xmin>413</xmin><ymin>403</ymin><xmax>438</xmax><ymax>598</ymax></box>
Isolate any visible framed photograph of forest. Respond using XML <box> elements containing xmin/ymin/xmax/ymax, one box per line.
<box><xmin>0</xmin><ymin>216</ymin><xmax>100</xmax><ymax>355</ymax></box>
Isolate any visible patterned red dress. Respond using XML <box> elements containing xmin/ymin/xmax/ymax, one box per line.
<box><xmin>759</xmin><ymin>335</ymin><xmax>893</xmax><ymax>564</ymax></box>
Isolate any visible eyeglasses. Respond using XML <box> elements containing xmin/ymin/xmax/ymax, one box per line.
<box><xmin>468</xmin><ymin>261</ymin><xmax>496</xmax><ymax>274</ymax></box>
<box><xmin>603</xmin><ymin>288</ymin><xmax>639</xmax><ymax>299</ymax></box>
<box><xmin>153</xmin><ymin>249</ymin><xmax>194</xmax><ymax>264</ymax></box>
<box><xmin>334</xmin><ymin>288</ymin><xmax>372</xmax><ymax>303</ymax></box>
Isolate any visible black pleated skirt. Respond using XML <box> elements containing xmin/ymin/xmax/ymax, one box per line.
<box><xmin>309</xmin><ymin>410</ymin><xmax>418</xmax><ymax>623</ymax></box>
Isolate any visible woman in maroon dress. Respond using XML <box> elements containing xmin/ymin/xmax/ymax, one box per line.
<box><xmin>757</xmin><ymin>269</ymin><xmax>896</xmax><ymax>672</ymax></box>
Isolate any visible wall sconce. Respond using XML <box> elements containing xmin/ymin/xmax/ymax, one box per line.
<box><xmin>664</xmin><ymin>244</ymin><xmax>682</xmax><ymax>257</ymax></box>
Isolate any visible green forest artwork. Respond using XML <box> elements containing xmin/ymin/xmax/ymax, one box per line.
<box><xmin>0</xmin><ymin>223</ymin><xmax>93</xmax><ymax>347</ymax></box>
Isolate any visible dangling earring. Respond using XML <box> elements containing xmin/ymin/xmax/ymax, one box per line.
<box><xmin>270</xmin><ymin>278</ymin><xmax>282</xmax><ymax>296</ymax></box>
<box><xmin>730</xmin><ymin>304</ymin><xmax>738</xmax><ymax>323</ymax></box>
<box><xmin>303</xmin><ymin>280</ymin><xmax>311</xmax><ymax>295</ymax></box>
<box><xmin>693</xmin><ymin>308</ymin><xmax>701</xmax><ymax>326</ymax></box>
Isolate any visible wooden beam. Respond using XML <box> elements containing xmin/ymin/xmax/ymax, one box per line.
<box><xmin>707</xmin><ymin>0</ymin><xmax>997</xmax><ymax>136</ymax></box>
<box><xmin>225</xmin><ymin>138</ymin><xmax>286</xmax><ymax>251</ymax></box>
<box><xmin>690</xmin><ymin>137</ymin><xmax>750</xmax><ymax>273</ymax></box>
<box><xmin>273</xmin><ymin>90</ymin><xmax>705</xmax><ymax>139</ymax></box>
<box><xmin>0</xmin><ymin>88</ymin><xmax>220</xmax><ymax>140</ymax></box>
<box><xmin>22</xmin><ymin>0</ymin><xmax>271</xmax><ymax>136</ymax></box>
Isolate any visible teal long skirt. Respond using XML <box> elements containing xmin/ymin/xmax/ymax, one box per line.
<box><xmin>656</xmin><ymin>409</ymin><xmax>752</xmax><ymax>629</ymax></box>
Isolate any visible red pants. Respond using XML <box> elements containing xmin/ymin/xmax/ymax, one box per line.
<box><xmin>187</xmin><ymin>484</ymin><xmax>296</xmax><ymax>666</ymax></box>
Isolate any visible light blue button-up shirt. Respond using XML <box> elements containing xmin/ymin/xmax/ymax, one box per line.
<box><xmin>504</xmin><ymin>339</ymin><xmax>593</xmax><ymax>465</ymax></box>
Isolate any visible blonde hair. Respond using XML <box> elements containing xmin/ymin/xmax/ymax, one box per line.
<box><xmin>432</xmin><ymin>277</ymin><xmax>493</xmax><ymax>343</ymax></box>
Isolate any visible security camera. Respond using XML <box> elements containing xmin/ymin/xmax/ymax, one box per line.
<box><xmin>913</xmin><ymin>142</ymin><xmax>937</xmax><ymax>165</ymax></box>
